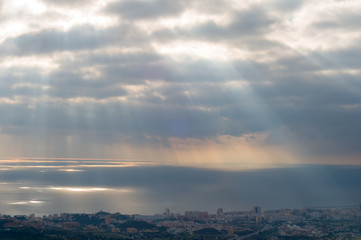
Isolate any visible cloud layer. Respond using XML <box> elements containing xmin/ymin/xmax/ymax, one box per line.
<box><xmin>0</xmin><ymin>0</ymin><xmax>361</xmax><ymax>167</ymax></box>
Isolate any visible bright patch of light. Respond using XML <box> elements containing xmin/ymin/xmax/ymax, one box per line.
<box><xmin>2</xmin><ymin>0</ymin><xmax>46</xmax><ymax>16</ymax></box>
<box><xmin>315</xmin><ymin>69</ymin><xmax>361</xmax><ymax>76</ymax></box>
<box><xmin>9</xmin><ymin>200</ymin><xmax>44</xmax><ymax>205</ymax></box>
<box><xmin>270</xmin><ymin>0</ymin><xmax>361</xmax><ymax>51</ymax></box>
<box><xmin>0</xmin><ymin>22</ymin><xmax>29</xmax><ymax>42</ymax></box>
<box><xmin>339</xmin><ymin>103</ymin><xmax>360</xmax><ymax>110</ymax></box>
<box><xmin>58</xmin><ymin>169</ymin><xmax>85</xmax><ymax>172</ymax></box>
<box><xmin>140</xmin><ymin>10</ymin><xmax>230</xmax><ymax>33</ymax></box>
<box><xmin>0</xmin><ymin>97</ymin><xmax>26</xmax><ymax>105</ymax></box>
<box><xmin>0</xmin><ymin>168</ymin><xmax>11</xmax><ymax>171</ymax></box>
<box><xmin>55</xmin><ymin>12</ymin><xmax>116</xmax><ymax>31</ymax></box>
<box><xmin>155</xmin><ymin>41</ymin><xmax>244</xmax><ymax>61</ymax></box>
<box><xmin>9</xmin><ymin>202</ymin><xmax>28</xmax><ymax>205</ymax></box>
<box><xmin>47</xmin><ymin>1</ymin><xmax>117</xmax><ymax>30</ymax></box>
<box><xmin>0</xmin><ymin>56</ymin><xmax>59</xmax><ymax>73</ymax></box>
<box><xmin>49</xmin><ymin>187</ymin><xmax>114</xmax><ymax>192</ymax></box>
<box><xmin>224</xmin><ymin>80</ymin><xmax>249</xmax><ymax>88</ymax></box>
<box><xmin>18</xmin><ymin>185</ymin><xmax>135</xmax><ymax>193</ymax></box>
<box><xmin>0</xmin><ymin>1</ymin><xmax>47</xmax><ymax>41</ymax></box>
<box><xmin>12</xmin><ymin>83</ymin><xmax>51</xmax><ymax>91</ymax></box>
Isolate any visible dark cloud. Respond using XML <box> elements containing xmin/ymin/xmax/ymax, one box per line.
<box><xmin>312</xmin><ymin>11</ymin><xmax>361</xmax><ymax>30</ymax></box>
<box><xmin>0</xmin><ymin>66</ymin><xmax>128</xmax><ymax>100</ymax></box>
<box><xmin>317</xmin><ymin>47</ymin><xmax>361</xmax><ymax>70</ymax></box>
<box><xmin>1</xmin><ymin>44</ymin><xmax>361</xmax><ymax>155</ymax></box>
<box><xmin>0</xmin><ymin>24</ymin><xmax>144</xmax><ymax>56</ymax></box>
<box><xmin>1</xmin><ymin>25</ymin><xmax>103</xmax><ymax>55</ymax></box>
<box><xmin>228</xmin><ymin>7</ymin><xmax>275</xmax><ymax>35</ymax></box>
<box><xmin>48</xmin><ymin>71</ymin><xmax>128</xmax><ymax>99</ymax></box>
<box><xmin>0</xmin><ymin>67</ymin><xmax>47</xmax><ymax>98</ymax></box>
<box><xmin>271</xmin><ymin>0</ymin><xmax>304</xmax><ymax>11</ymax></box>
<box><xmin>152</xmin><ymin>7</ymin><xmax>275</xmax><ymax>42</ymax></box>
<box><xmin>106</xmin><ymin>0</ymin><xmax>187</xmax><ymax>20</ymax></box>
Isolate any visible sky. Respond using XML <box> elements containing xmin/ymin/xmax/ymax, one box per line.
<box><xmin>1</xmin><ymin>0</ymin><xmax>361</xmax><ymax>169</ymax></box>
<box><xmin>0</xmin><ymin>0</ymin><xmax>361</xmax><ymax>214</ymax></box>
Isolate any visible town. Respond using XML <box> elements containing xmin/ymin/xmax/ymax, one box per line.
<box><xmin>1</xmin><ymin>205</ymin><xmax>361</xmax><ymax>239</ymax></box>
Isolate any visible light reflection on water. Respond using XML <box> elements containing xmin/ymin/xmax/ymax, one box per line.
<box><xmin>18</xmin><ymin>186</ymin><xmax>133</xmax><ymax>193</ymax></box>
<box><xmin>9</xmin><ymin>200</ymin><xmax>44</xmax><ymax>205</ymax></box>
<box><xmin>0</xmin><ymin>181</ymin><xmax>141</xmax><ymax>216</ymax></box>
<box><xmin>0</xmin><ymin>158</ymin><xmax>361</xmax><ymax>216</ymax></box>
<box><xmin>58</xmin><ymin>169</ymin><xmax>85</xmax><ymax>172</ymax></box>
<box><xmin>0</xmin><ymin>157</ymin><xmax>171</xmax><ymax>172</ymax></box>
<box><xmin>0</xmin><ymin>158</ymin><xmax>148</xmax><ymax>215</ymax></box>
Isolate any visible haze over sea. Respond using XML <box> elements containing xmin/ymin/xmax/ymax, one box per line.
<box><xmin>1</xmin><ymin>158</ymin><xmax>360</xmax><ymax>216</ymax></box>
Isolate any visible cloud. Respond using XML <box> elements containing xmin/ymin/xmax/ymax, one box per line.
<box><xmin>0</xmin><ymin>24</ymin><xmax>143</xmax><ymax>56</ymax></box>
<box><xmin>270</xmin><ymin>0</ymin><xmax>304</xmax><ymax>11</ymax></box>
<box><xmin>40</xmin><ymin>0</ymin><xmax>95</xmax><ymax>7</ymax></box>
<box><xmin>0</xmin><ymin>0</ymin><xmax>361</xmax><ymax>164</ymax></box>
<box><xmin>106</xmin><ymin>0</ymin><xmax>187</xmax><ymax>20</ymax></box>
<box><xmin>1</xmin><ymin>46</ymin><xmax>361</xmax><ymax>157</ymax></box>
<box><xmin>1</xmin><ymin>25</ymin><xmax>104</xmax><ymax>55</ymax></box>
<box><xmin>312</xmin><ymin>9</ymin><xmax>361</xmax><ymax>30</ymax></box>
<box><xmin>152</xmin><ymin>7</ymin><xmax>275</xmax><ymax>43</ymax></box>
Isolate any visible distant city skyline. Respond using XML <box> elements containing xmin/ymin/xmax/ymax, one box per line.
<box><xmin>2</xmin><ymin>204</ymin><xmax>361</xmax><ymax>239</ymax></box>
